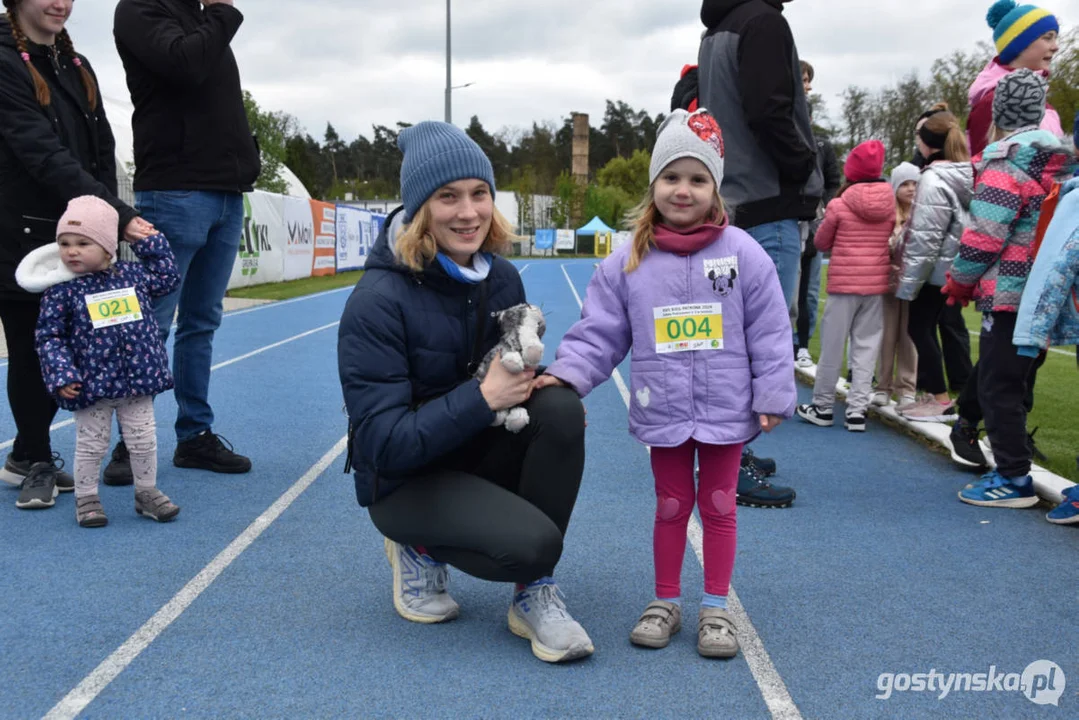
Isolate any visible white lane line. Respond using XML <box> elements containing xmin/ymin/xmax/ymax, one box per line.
<box><xmin>966</xmin><ymin>329</ymin><xmax>1073</xmax><ymax>357</ymax></box>
<box><xmin>560</xmin><ymin>262</ymin><xmax>801</xmax><ymax>720</ymax></box>
<box><xmin>518</xmin><ymin>263</ymin><xmax>531</xmax><ymax>274</ymax></box>
<box><xmin>42</xmin><ymin>436</ymin><xmax>349</xmax><ymax>720</ymax></box>
<box><xmin>0</xmin><ymin>322</ymin><xmax>339</xmax><ymax>453</ymax></box>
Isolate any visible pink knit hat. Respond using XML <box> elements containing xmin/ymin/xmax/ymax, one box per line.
<box><xmin>57</xmin><ymin>196</ymin><xmax>119</xmax><ymax>259</ymax></box>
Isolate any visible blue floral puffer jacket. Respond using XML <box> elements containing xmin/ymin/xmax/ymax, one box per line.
<box><xmin>1013</xmin><ymin>177</ymin><xmax>1079</xmax><ymax>357</ymax></box>
<box><xmin>34</xmin><ymin>233</ymin><xmax>180</xmax><ymax>411</ymax></box>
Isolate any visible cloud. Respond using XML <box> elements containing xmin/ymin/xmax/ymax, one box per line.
<box><xmin>67</xmin><ymin>0</ymin><xmax>1072</xmax><ymax>145</ymax></box>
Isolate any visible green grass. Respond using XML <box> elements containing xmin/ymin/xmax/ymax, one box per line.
<box><xmin>226</xmin><ymin>270</ymin><xmax>363</xmax><ymax>301</ymax></box>
<box><xmin>808</xmin><ymin>267</ymin><xmax>1079</xmax><ymax>482</ymax></box>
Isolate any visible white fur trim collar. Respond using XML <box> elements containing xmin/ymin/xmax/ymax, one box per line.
<box><xmin>15</xmin><ymin>243</ymin><xmax>81</xmax><ymax>293</ymax></box>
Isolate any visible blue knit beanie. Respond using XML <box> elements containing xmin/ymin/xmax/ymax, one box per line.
<box><xmin>397</xmin><ymin>121</ymin><xmax>496</xmax><ymax>221</ymax></box>
<box><xmin>987</xmin><ymin>1</ymin><xmax>1058</xmax><ymax>66</ymax></box>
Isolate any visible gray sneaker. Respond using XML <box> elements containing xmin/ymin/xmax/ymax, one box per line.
<box><xmin>508</xmin><ymin>579</ymin><xmax>594</xmax><ymax>663</ymax></box>
<box><xmin>384</xmin><ymin>538</ymin><xmax>459</xmax><ymax>624</ymax></box>
<box><xmin>3</xmin><ymin>453</ymin><xmax>73</xmax><ymax>492</ymax></box>
<box><xmin>134</xmin><ymin>488</ymin><xmax>180</xmax><ymax>522</ymax></box>
<box><xmin>698</xmin><ymin>607</ymin><xmax>739</xmax><ymax>658</ymax></box>
<box><xmin>16</xmin><ymin>462</ymin><xmax>59</xmax><ymax>509</ymax></box>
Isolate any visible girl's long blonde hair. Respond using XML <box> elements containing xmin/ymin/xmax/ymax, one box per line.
<box><xmin>623</xmin><ymin>186</ymin><xmax>725</xmax><ymax>273</ymax></box>
<box><xmin>393</xmin><ymin>199</ymin><xmax>515</xmax><ymax>272</ymax></box>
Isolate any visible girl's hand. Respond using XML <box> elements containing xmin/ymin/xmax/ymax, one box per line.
<box><xmin>531</xmin><ymin>374</ymin><xmax>566</xmax><ymax>391</ymax></box>
<box><xmin>760</xmin><ymin>414</ymin><xmax>783</xmax><ymax>433</ymax></box>
<box><xmin>58</xmin><ymin>383</ymin><xmax>81</xmax><ymax>400</ymax></box>
<box><xmin>123</xmin><ymin>217</ymin><xmax>156</xmax><ymax>243</ymax></box>
<box><xmin>479</xmin><ymin>353</ymin><xmax>535</xmax><ymax>411</ymax></box>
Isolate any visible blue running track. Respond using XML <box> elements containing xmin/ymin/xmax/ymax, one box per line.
<box><xmin>0</xmin><ymin>259</ymin><xmax>1075</xmax><ymax>719</ymax></box>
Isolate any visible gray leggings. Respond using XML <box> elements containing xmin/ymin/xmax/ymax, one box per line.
<box><xmin>368</xmin><ymin>387</ymin><xmax>585</xmax><ymax>584</ymax></box>
<box><xmin>75</xmin><ymin>395</ymin><xmax>157</xmax><ymax>496</ymax></box>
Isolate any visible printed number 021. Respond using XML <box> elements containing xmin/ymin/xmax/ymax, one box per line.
<box><xmin>97</xmin><ymin>298</ymin><xmax>133</xmax><ymax>318</ymax></box>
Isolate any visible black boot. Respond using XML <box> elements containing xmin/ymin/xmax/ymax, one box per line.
<box><xmin>174</xmin><ymin>431</ymin><xmax>252</xmax><ymax>474</ymax></box>
<box><xmin>103</xmin><ymin>441</ymin><xmax>134</xmax><ymax>486</ymax></box>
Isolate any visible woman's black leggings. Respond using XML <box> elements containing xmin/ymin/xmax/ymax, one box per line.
<box><xmin>907</xmin><ymin>284</ymin><xmax>949</xmax><ymax>395</ymax></box>
<box><xmin>368</xmin><ymin>386</ymin><xmax>586</xmax><ymax>584</ymax></box>
<box><xmin>0</xmin><ymin>299</ymin><xmax>59</xmax><ymax>463</ymax></box>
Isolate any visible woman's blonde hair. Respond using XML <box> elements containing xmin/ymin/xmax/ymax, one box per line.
<box><xmin>623</xmin><ymin>185</ymin><xmax>725</xmax><ymax>273</ymax></box>
<box><xmin>393</xmin><ymin>199</ymin><xmax>515</xmax><ymax>271</ymax></box>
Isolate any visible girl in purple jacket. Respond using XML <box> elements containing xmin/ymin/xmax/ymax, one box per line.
<box><xmin>17</xmin><ymin>196</ymin><xmax>180</xmax><ymax>527</ymax></box>
<box><xmin>537</xmin><ymin>110</ymin><xmax>796</xmax><ymax>658</ymax></box>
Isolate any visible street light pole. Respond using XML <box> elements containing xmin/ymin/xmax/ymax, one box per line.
<box><xmin>444</xmin><ymin>0</ymin><xmax>451</xmax><ymax>124</ymax></box>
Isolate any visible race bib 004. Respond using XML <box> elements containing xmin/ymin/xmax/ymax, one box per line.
<box><xmin>85</xmin><ymin>287</ymin><xmax>142</xmax><ymax>329</ymax></box>
<box><xmin>653</xmin><ymin>303</ymin><xmax>723</xmax><ymax>353</ymax></box>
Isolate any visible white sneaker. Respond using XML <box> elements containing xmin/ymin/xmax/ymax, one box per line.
<box><xmin>795</xmin><ymin>349</ymin><xmax>814</xmax><ymax>368</ymax></box>
<box><xmin>508</xmin><ymin>579</ymin><xmax>594</xmax><ymax>663</ymax></box>
<box><xmin>384</xmin><ymin>538</ymin><xmax>460</xmax><ymax>624</ymax></box>
<box><xmin>870</xmin><ymin>392</ymin><xmax>890</xmax><ymax>407</ymax></box>
<box><xmin>896</xmin><ymin>395</ymin><xmax>918</xmax><ymax>411</ymax></box>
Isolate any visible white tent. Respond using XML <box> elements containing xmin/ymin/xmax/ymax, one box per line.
<box><xmin>101</xmin><ymin>93</ymin><xmax>311</xmax><ymax>199</ymax></box>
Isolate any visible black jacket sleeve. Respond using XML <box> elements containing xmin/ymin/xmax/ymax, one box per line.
<box><xmin>83</xmin><ymin>57</ymin><xmax>138</xmax><ymax>232</ymax></box>
<box><xmin>819</xmin><ymin>138</ymin><xmax>841</xmax><ymax>205</ymax></box>
<box><xmin>338</xmin><ymin>288</ymin><xmax>496</xmax><ymax>475</ymax></box>
<box><xmin>737</xmin><ymin>13</ymin><xmax>817</xmax><ymax>186</ymax></box>
<box><xmin>0</xmin><ymin>58</ymin><xmax>135</xmax><ymax>225</ymax></box>
<box><xmin>113</xmin><ymin>0</ymin><xmax>243</xmax><ymax>88</ymax></box>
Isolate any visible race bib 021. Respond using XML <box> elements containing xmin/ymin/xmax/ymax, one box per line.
<box><xmin>85</xmin><ymin>287</ymin><xmax>143</xmax><ymax>329</ymax></box>
<box><xmin>653</xmin><ymin>303</ymin><xmax>723</xmax><ymax>353</ymax></box>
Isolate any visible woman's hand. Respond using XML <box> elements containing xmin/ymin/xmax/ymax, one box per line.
<box><xmin>479</xmin><ymin>353</ymin><xmax>535</xmax><ymax>411</ymax></box>
<box><xmin>58</xmin><ymin>383</ymin><xmax>81</xmax><ymax>400</ymax></box>
<box><xmin>760</xmin><ymin>414</ymin><xmax>783</xmax><ymax>433</ymax></box>
<box><xmin>123</xmin><ymin>217</ymin><xmax>156</xmax><ymax>243</ymax></box>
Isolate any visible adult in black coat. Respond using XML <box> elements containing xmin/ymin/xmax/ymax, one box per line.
<box><xmin>0</xmin><ymin>0</ymin><xmax>153</xmax><ymax>505</ymax></box>
<box><xmin>338</xmin><ymin>121</ymin><xmax>593</xmax><ymax>664</ymax></box>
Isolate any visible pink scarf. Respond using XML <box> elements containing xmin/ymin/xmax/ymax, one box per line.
<box><xmin>653</xmin><ymin>215</ymin><xmax>728</xmax><ymax>255</ymax></box>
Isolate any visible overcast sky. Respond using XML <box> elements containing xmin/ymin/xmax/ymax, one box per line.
<box><xmin>69</xmin><ymin>0</ymin><xmax>1072</xmax><ymax>145</ymax></box>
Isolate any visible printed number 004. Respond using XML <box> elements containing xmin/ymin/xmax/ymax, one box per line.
<box><xmin>97</xmin><ymin>298</ymin><xmax>133</xmax><ymax>318</ymax></box>
<box><xmin>666</xmin><ymin>316</ymin><xmax>712</xmax><ymax>340</ymax></box>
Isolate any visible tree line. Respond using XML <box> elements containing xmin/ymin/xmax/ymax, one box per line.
<box><xmin>245</xmin><ymin>30</ymin><xmax>1079</xmax><ymax>230</ymax></box>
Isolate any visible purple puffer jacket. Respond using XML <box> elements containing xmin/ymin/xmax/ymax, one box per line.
<box><xmin>547</xmin><ymin>226</ymin><xmax>796</xmax><ymax>448</ymax></box>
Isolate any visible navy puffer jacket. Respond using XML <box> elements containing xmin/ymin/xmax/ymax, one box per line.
<box><xmin>337</xmin><ymin>207</ymin><xmax>526</xmax><ymax>506</ymax></box>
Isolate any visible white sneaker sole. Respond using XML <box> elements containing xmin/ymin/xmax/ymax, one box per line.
<box><xmin>957</xmin><ymin>492</ymin><xmax>1039</xmax><ymax>509</ymax></box>
<box><xmin>0</xmin><ymin>467</ymin><xmax>24</xmax><ymax>487</ymax></box>
<box><xmin>507</xmin><ymin>608</ymin><xmax>594</xmax><ymax>663</ymax></box>
<box><xmin>796</xmin><ymin>408</ymin><xmax>833</xmax><ymax>427</ymax></box>
<box><xmin>844</xmin><ymin>421</ymin><xmax>866</xmax><ymax>432</ymax></box>
<box><xmin>15</xmin><ymin>485</ymin><xmax>58</xmax><ymax>509</ymax></box>
<box><xmin>384</xmin><ymin>537</ymin><xmax>459</xmax><ymax>624</ymax></box>
<box><xmin>948</xmin><ymin>443</ymin><xmax>987</xmax><ymax>469</ymax></box>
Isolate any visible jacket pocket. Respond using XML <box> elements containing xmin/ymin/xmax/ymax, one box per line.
<box><xmin>628</xmin><ymin>358</ymin><xmax>670</xmax><ymax>430</ymax></box>
<box><xmin>17</xmin><ymin>215</ymin><xmax>59</xmax><ymax>253</ymax></box>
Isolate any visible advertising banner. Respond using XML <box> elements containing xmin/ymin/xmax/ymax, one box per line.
<box><xmin>229</xmin><ymin>191</ymin><xmax>286</xmax><ymax>289</ymax></box>
<box><xmin>282</xmin><ymin>196</ymin><xmax>316</xmax><ymax>281</ymax></box>
<box><xmin>310</xmin><ymin>200</ymin><xmax>336</xmax><ymax>277</ymax></box>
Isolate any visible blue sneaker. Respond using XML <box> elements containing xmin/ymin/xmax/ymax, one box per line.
<box><xmin>1046</xmin><ymin>486</ymin><xmax>1079</xmax><ymax>525</ymax></box>
<box><xmin>958</xmin><ymin>470</ymin><xmax>1039</xmax><ymax>508</ymax></box>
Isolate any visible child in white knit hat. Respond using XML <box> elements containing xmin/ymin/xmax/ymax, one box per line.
<box><xmin>16</xmin><ymin>195</ymin><xmax>181</xmax><ymax>526</ymax></box>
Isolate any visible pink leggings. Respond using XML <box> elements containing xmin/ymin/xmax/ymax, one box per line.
<box><xmin>650</xmin><ymin>439</ymin><xmax>743</xmax><ymax>598</ymax></box>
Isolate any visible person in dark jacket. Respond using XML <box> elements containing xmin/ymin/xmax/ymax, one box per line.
<box><xmin>112</xmin><ymin>0</ymin><xmax>260</xmax><ymax>479</ymax></box>
<box><xmin>697</xmin><ymin>0</ymin><xmax>821</xmax><ymax>506</ymax></box>
<box><xmin>794</xmin><ymin>60</ymin><xmax>841</xmax><ymax>367</ymax></box>
<box><xmin>0</xmin><ymin>0</ymin><xmax>153</xmax><ymax>506</ymax></box>
<box><xmin>19</xmin><ymin>195</ymin><xmax>179</xmax><ymax>524</ymax></box>
<box><xmin>338</xmin><ymin>122</ymin><xmax>593</xmax><ymax>664</ymax></box>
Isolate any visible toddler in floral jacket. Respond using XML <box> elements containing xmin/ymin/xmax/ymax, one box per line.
<box><xmin>18</xmin><ymin>196</ymin><xmax>181</xmax><ymax>527</ymax></box>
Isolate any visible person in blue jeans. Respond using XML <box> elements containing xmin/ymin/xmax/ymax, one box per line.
<box><xmin>108</xmin><ymin>0</ymin><xmax>260</xmax><ymax>478</ymax></box>
<box><xmin>697</xmin><ymin>0</ymin><xmax>823</xmax><ymax>506</ymax></box>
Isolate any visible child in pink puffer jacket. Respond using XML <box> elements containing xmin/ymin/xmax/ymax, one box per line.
<box><xmin>797</xmin><ymin>140</ymin><xmax>896</xmax><ymax>431</ymax></box>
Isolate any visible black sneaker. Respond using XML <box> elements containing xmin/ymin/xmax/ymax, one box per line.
<box><xmin>742</xmin><ymin>447</ymin><xmax>776</xmax><ymax>477</ymax></box>
<box><xmin>736</xmin><ymin>463</ymin><xmax>796</xmax><ymax>508</ymax></box>
<box><xmin>948</xmin><ymin>418</ymin><xmax>988</xmax><ymax>469</ymax></box>
<box><xmin>103</xmin><ymin>441</ymin><xmax>134</xmax><ymax>486</ymax></box>
<box><xmin>16</xmin><ymin>462</ymin><xmax>60</xmax><ymax>509</ymax></box>
<box><xmin>796</xmin><ymin>403</ymin><xmax>834</xmax><ymax>427</ymax></box>
<box><xmin>174</xmin><ymin>431</ymin><xmax>252</xmax><ymax>474</ymax></box>
<box><xmin>844</xmin><ymin>414</ymin><xmax>866</xmax><ymax>432</ymax></box>
<box><xmin>3</xmin><ymin>453</ymin><xmax>73</xmax><ymax>493</ymax></box>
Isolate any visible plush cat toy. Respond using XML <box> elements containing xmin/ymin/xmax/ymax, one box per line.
<box><xmin>474</xmin><ymin>303</ymin><xmax>546</xmax><ymax>432</ymax></box>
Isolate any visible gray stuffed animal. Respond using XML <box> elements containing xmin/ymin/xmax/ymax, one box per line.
<box><xmin>474</xmin><ymin>303</ymin><xmax>546</xmax><ymax>432</ymax></box>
